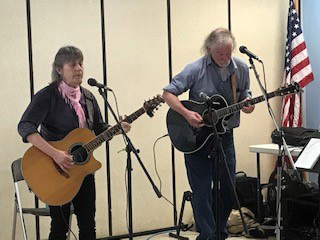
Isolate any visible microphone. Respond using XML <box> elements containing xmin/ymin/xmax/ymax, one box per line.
<box><xmin>199</xmin><ymin>92</ymin><xmax>220</xmax><ymax>105</ymax></box>
<box><xmin>239</xmin><ymin>46</ymin><xmax>262</xmax><ymax>62</ymax></box>
<box><xmin>199</xmin><ymin>92</ymin><xmax>211</xmax><ymax>101</ymax></box>
<box><xmin>87</xmin><ymin>78</ymin><xmax>112</xmax><ymax>91</ymax></box>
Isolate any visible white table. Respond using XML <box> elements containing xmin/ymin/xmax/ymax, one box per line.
<box><xmin>249</xmin><ymin>143</ymin><xmax>302</xmax><ymax>157</ymax></box>
<box><xmin>248</xmin><ymin>143</ymin><xmax>303</xmax><ymax>221</ymax></box>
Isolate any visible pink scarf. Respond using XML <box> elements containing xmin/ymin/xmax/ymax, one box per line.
<box><xmin>58</xmin><ymin>81</ymin><xmax>86</xmax><ymax>128</ymax></box>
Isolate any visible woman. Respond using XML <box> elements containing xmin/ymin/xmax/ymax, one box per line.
<box><xmin>18</xmin><ymin>46</ymin><xmax>131</xmax><ymax>239</ymax></box>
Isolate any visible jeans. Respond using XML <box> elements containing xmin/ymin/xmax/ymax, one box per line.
<box><xmin>185</xmin><ymin>131</ymin><xmax>236</xmax><ymax>240</ymax></box>
<box><xmin>49</xmin><ymin>174</ymin><xmax>96</xmax><ymax>240</ymax></box>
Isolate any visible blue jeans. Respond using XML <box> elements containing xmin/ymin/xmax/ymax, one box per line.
<box><xmin>185</xmin><ymin>131</ymin><xmax>236</xmax><ymax>240</ymax></box>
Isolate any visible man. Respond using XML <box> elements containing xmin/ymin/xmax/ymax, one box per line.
<box><xmin>162</xmin><ymin>28</ymin><xmax>254</xmax><ymax>240</ymax></box>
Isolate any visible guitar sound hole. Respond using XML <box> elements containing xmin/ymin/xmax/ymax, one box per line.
<box><xmin>69</xmin><ymin>143</ymin><xmax>89</xmax><ymax>165</ymax></box>
<box><xmin>202</xmin><ymin>110</ymin><xmax>218</xmax><ymax>126</ymax></box>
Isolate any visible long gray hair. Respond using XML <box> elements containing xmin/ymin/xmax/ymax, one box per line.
<box><xmin>201</xmin><ymin>28</ymin><xmax>236</xmax><ymax>55</ymax></box>
<box><xmin>51</xmin><ymin>46</ymin><xmax>83</xmax><ymax>84</ymax></box>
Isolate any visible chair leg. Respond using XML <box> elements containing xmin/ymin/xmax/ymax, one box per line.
<box><xmin>15</xmin><ymin>190</ymin><xmax>28</xmax><ymax>240</ymax></box>
<box><xmin>12</xmin><ymin>201</ymin><xmax>17</xmax><ymax>240</ymax></box>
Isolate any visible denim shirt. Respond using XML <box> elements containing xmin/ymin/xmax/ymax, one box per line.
<box><xmin>163</xmin><ymin>55</ymin><xmax>251</xmax><ymax>129</ymax></box>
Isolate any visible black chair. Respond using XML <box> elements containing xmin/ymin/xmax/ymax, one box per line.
<box><xmin>11</xmin><ymin>158</ymin><xmax>73</xmax><ymax>240</ymax></box>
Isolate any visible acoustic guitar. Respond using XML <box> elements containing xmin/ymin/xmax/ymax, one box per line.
<box><xmin>166</xmin><ymin>83</ymin><xmax>300</xmax><ymax>154</ymax></box>
<box><xmin>21</xmin><ymin>95</ymin><xmax>163</xmax><ymax>206</ymax></box>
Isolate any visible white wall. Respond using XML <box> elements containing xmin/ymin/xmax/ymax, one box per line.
<box><xmin>0</xmin><ymin>0</ymin><xmax>289</xmax><ymax>239</ymax></box>
<box><xmin>232</xmin><ymin>0</ymin><xmax>289</xmax><ymax>180</ymax></box>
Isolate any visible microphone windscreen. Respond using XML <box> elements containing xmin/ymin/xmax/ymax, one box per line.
<box><xmin>239</xmin><ymin>46</ymin><xmax>247</xmax><ymax>53</ymax></box>
<box><xmin>87</xmin><ymin>78</ymin><xmax>97</xmax><ymax>86</ymax></box>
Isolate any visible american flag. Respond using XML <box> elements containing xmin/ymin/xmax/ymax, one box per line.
<box><xmin>281</xmin><ymin>0</ymin><xmax>314</xmax><ymax>127</ymax></box>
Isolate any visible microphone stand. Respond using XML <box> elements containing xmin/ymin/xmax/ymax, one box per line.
<box><xmin>247</xmin><ymin>57</ymin><xmax>301</xmax><ymax>240</ymax></box>
<box><xmin>205</xmin><ymin>98</ymin><xmax>248</xmax><ymax>240</ymax></box>
<box><xmin>97</xmin><ymin>88</ymin><xmax>162</xmax><ymax>240</ymax></box>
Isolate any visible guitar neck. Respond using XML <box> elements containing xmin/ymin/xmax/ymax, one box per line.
<box><xmin>216</xmin><ymin>91</ymin><xmax>279</xmax><ymax>118</ymax></box>
<box><xmin>83</xmin><ymin>107</ymin><xmax>146</xmax><ymax>152</ymax></box>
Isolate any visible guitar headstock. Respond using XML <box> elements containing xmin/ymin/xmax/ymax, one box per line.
<box><xmin>276</xmin><ymin>82</ymin><xmax>302</xmax><ymax>96</ymax></box>
<box><xmin>144</xmin><ymin>94</ymin><xmax>164</xmax><ymax>117</ymax></box>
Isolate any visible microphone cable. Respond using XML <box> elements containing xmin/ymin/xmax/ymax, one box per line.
<box><xmin>106</xmin><ymin>89</ymin><xmax>128</xmax><ymax>146</ymax></box>
<box><xmin>153</xmin><ymin>133</ymin><xmax>169</xmax><ymax>194</ymax></box>
<box><xmin>59</xmin><ymin>205</ymin><xmax>77</xmax><ymax>240</ymax></box>
<box><xmin>152</xmin><ymin>134</ymin><xmax>177</xmax><ymax>216</ymax></box>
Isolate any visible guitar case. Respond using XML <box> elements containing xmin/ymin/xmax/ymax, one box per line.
<box><xmin>271</xmin><ymin>127</ymin><xmax>320</xmax><ymax>147</ymax></box>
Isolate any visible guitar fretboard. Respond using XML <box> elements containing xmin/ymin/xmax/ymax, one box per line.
<box><xmin>83</xmin><ymin>107</ymin><xmax>146</xmax><ymax>152</ymax></box>
<box><xmin>216</xmin><ymin>91</ymin><xmax>279</xmax><ymax>119</ymax></box>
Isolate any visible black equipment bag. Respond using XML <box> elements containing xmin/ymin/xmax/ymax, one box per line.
<box><xmin>266</xmin><ymin>169</ymin><xmax>315</xmax><ymax>218</ymax></box>
<box><xmin>235</xmin><ymin>171</ymin><xmax>263</xmax><ymax>219</ymax></box>
<box><xmin>271</xmin><ymin>127</ymin><xmax>320</xmax><ymax>146</ymax></box>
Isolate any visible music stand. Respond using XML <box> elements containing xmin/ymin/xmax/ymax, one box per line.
<box><xmin>295</xmin><ymin>138</ymin><xmax>320</xmax><ymax>184</ymax></box>
<box><xmin>295</xmin><ymin>138</ymin><xmax>320</xmax><ymax>170</ymax></box>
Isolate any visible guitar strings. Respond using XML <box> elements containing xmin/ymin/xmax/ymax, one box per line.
<box><xmin>70</xmin><ymin>90</ymin><xmax>122</xmax><ymax>161</ymax></box>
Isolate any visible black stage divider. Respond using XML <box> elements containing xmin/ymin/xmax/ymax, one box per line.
<box><xmin>25</xmin><ymin>0</ymin><xmax>40</xmax><ymax>239</ymax></box>
<box><xmin>166</xmin><ymin>0</ymin><xmax>178</xmax><ymax>226</ymax></box>
<box><xmin>99</xmin><ymin>0</ymin><xmax>113</xmax><ymax>236</ymax></box>
<box><xmin>228</xmin><ymin>0</ymin><xmax>231</xmax><ymax>31</ymax></box>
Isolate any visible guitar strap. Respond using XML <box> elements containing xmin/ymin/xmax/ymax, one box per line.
<box><xmin>82</xmin><ymin>88</ymin><xmax>94</xmax><ymax>129</ymax></box>
<box><xmin>231</xmin><ymin>73</ymin><xmax>237</xmax><ymax>104</ymax></box>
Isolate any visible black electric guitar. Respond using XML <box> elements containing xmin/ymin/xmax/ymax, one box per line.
<box><xmin>166</xmin><ymin>83</ymin><xmax>300</xmax><ymax>154</ymax></box>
